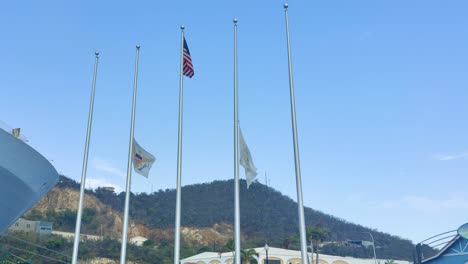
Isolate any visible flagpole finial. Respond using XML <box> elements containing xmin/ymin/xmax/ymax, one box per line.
<box><xmin>95</xmin><ymin>51</ymin><xmax>99</xmax><ymax>57</ymax></box>
<box><xmin>180</xmin><ymin>25</ymin><xmax>185</xmax><ymax>30</ymax></box>
<box><xmin>233</xmin><ymin>18</ymin><xmax>238</xmax><ymax>24</ymax></box>
<box><xmin>136</xmin><ymin>44</ymin><xmax>141</xmax><ymax>49</ymax></box>
<box><xmin>284</xmin><ymin>3</ymin><xmax>289</xmax><ymax>9</ymax></box>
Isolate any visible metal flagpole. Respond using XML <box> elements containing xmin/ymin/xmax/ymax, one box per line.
<box><xmin>283</xmin><ymin>4</ymin><xmax>308</xmax><ymax>264</ymax></box>
<box><xmin>361</xmin><ymin>232</ymin><xmax>377</xmax><ymax>264</ymax></box>
<box><xmin>120</xmin><ymin>44</ymin><xmax>141</xmax><ymax>264</ymax></box>
<box><xmin>233</xmin><ymin>18</ymin><xmax>241</xmax><ymax>264</ymax></box>
<box><xmin>174</xmin><ymin>26</ymin><xmax>185</xmax><ymax>264</ymax></box>
<box><xmin>71</xmin><ymin>51</ymin><xmax>99</xmax><ymax>264</ymax></box>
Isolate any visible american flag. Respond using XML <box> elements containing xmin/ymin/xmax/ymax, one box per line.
<box><xmin>183</xmin><ymin>37</ymin><xmax>194</xmax><ymax>78</ymax></box>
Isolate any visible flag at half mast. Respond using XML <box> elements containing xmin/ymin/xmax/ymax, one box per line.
<box><xmin>239</xmin><ymin>128</ymin><xmax>258</xmax><ymax>188</ymax></box>
<box><xmin>132</xmin><ymin>139</ymin><xmax>156</xmax><ymax>178</ymax></box>
<box><xmin>183</xmin><ymin>37</ymin><xmax>194</xmax><ymax>78</ymax></box>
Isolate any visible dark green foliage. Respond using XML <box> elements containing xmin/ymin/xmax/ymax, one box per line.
<box><xmin>26</xmin><ymin>209</ymin><xmax>43</xmax><ymax>221</ymax></box>
<box><xmin>223</xmin><ymin>239</ymin><xmax>235</xmax><ymax>252</ymax></box>
<box><xmin>51</xmin><ymin>177</ymin><xmax>416</xmax><ymax>260</ymax></box>
<box><xmin>142</xmin><ymin>239</ymin><xmax>155</xmax><ymax>248</ymax></box>
<box><xmin>127</xmin><ymin>179</ymin><xmax>414</xmax><ymax>260</ymax></box>
<box><xmin>57</xmin><ymin>175</ymin><xmax>80</xmax><ymax>189</ymax></box>
<box><xmin>45</xmin><ymin>209</ymin><xmax>77</xmax><ymax>231</ymax></box>
<box><xmin>0</xmin><ymin>233</ymin><xmax>71</xmax><ymax>264</ymax></box>
<box><xmin>0</xmin><ymin>233</ymin><xmax>172</xmax><ymax>264</ymax></box>
<box><xmin>241</xmin><ymin>248</ymin><xmax>259</xmax><ymax>264</ymax></box>
<box><xmin>306</xmin><ymin>225</ymin><xmax>329</xmax><ymax>243</ymax></box>
<box><xmin>44</xmin><ymin>235</ymin><xmax>67</xmax><ymax>250</ymax></box>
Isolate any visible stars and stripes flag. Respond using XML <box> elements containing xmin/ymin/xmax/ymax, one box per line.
<box><xmin>183</xmin><ymin>37</ymin><xmax>194</xmax><ymax>78</ymax></box>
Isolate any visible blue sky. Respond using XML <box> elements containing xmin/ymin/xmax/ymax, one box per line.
<box><xmin>1</xmin><ymin>0</ymin><xmax>467</xmax><ymax>244</ymax></box>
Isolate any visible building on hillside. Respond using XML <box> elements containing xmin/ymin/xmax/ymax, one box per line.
<box><xmin>181</xmin><ymin>246</ymin><xmax>411</xmax><ymax>264</ymax></box>
<box><xmin>8</xmin><ymin>218</ymin><xmax>52</xmax><ymax>236</ymax></box>
<box><xmin>129</xmin><ymin>236</ymin><xmax>148</xmax><ymax>246</ymax></box>
<box><xmin>101</xmin><ymin>186</ymin><xmax>115</xmax><ymax>192</ymax></box>
<box><xmin>52</xmin><ymin>230</ymin><xmax>102</xmax><ymax>241</ymax></box>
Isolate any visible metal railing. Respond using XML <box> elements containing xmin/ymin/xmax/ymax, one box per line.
<box><xmin>414</xmin><ymin>230</ymin><xmax>457</xmax><ymax>263</ymax></box>
<box><xmin>0</xmin><ymin>120</ymin><xmax>28</xmax><ymax>142</ymax></box>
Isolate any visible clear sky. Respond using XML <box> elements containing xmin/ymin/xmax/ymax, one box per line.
<box><xmin>1</xmin><ymin>0</ymin><xmax>467</xmax><ymax>244</ymax></box>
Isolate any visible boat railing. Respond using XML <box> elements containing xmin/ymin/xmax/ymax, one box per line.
<box><xmin>414</xmin><ymin>230</ymin><xmax>458</xmax><ymax>263</ymax></box>
<box><xmin>0</xmin><ymin>120</ymin><xmax>28</xmax><ymax>142</ymax></box>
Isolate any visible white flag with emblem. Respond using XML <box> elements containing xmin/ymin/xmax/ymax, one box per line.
<box><xmin>239</xmin><ymin>128</ymin><xmax>257</xmax><ymax>188</ymax></box>
<box><xmin>132</xmin><ymin>139</ymin><xmax>156</xmax><ymax>178</ymax></box>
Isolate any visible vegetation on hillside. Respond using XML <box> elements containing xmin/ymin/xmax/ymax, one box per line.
<box><xmin>24</xmin><ymin>175</ymin><xmax>417</xmax><ymax>261</ymax></box>
<box><xmin>0</xmin><ymin>232</ymin><xmax>181</xmax><ymax>264</ymax></box>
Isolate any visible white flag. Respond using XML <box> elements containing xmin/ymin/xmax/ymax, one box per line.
<box><xmin>132</xmin><ymin>139</ymin><xmax>156</xmax><ymax>178</ymax></box>
<box><xmin>239</xmin><ymin>128</ymin><xmax>257</xmax><ymax>188</ymax></box>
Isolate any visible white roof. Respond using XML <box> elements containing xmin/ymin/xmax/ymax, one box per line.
<box><xmin>130</xmin><ymin>236</ymin><xmax>148</xmax><ymax>241</ymax></box>
<box><xmin>183</xmin><ymin>251</ymin><xmax>222</xmax><ymax>261</ymax></box>
<box><xmin>182</xmin><ymin>246</ymin><xmax>411</xmax><ymax>264</ymax></box>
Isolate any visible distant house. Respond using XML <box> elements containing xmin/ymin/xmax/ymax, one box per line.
<box><xmin>422</xmin><ymin>235</ymin><xmax>468</xmax><ymax>264</ymax></box>
<box><xmin>101</xmin><ymin>186</ymin><xmax>115</xmax><ymax>192</ymax></box>
<box><xmin>8</xmin><ymin>218</ymin><xmax>52</xmax><ymax>236</ymax></box>
<box><xmin>129</xmin><ymin>236</ymin><xmax>148</xmax><ymax>246</ymax></box>
<box><xmin>52</xmin><ymin>230</ymin><xmax>102</xmax><ymax>241</ymax></box>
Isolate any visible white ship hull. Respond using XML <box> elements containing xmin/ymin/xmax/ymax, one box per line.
<box><xmin>0</xmin><ymin>128</ymin><xmax>58</xmax><ymax>234</ymax></box>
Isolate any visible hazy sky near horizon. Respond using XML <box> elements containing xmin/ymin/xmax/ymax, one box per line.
<box><xmin>1</xmin><ymin>0</ymin><xmax>467</xmax><ymax>244</ymax></box>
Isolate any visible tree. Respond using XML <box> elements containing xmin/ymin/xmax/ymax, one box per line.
<box><xmin>223</xmin><ymin>239</ymin><xmax>235</xmax><ymax>252</ymax></box>
<box><xmin>241</xmin><ymin>248</ymin><xmax>259</xmax><ymax>264</ymax></box>
<box><xmin>385</xmin><ymin>260</ymin><xmax>396</xmax><ymax>264</ymax></box>
<box><xmin>307</xmin><ymin>225</ymin><xmax>329</xmax><ymax>264</ymax></box>
<box><xmin>143</xmin><ymin>239</ymin><xmax>155</xmax><ymax>248</ymax></box>
<box><xmin>307</xmin><ymin>226</ymin><xmax>328</xmax><ymax>245</ymax></box>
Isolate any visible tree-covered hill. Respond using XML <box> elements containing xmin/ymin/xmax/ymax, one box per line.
<box><xmin>56</xmin><ymin>176</ymin><xmax>415</xmax><ymax>260</ymax></box>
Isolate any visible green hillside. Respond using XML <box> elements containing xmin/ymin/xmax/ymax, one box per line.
<box><xmin>56</xmin><ymin>176</ymin><xmax>415</xmax><ymax>260</ymax></box>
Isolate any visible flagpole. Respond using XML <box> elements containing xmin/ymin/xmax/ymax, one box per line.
<box><xmin>71</xmin><ymin>51</ymin><xmax>99</xmax><ymax>264</ymax></box>
<box><xmin>233</xmin><ymin>18</ymin><xmax>241</xmax><ymax>264</ymax></box>
<box><xmin>120</xmin><ymin>44</ymin><xmax>141</xmax><ymax>264</ymax></box>
<box><xmin>174</xmin><ymin>25</ymin><xmax>185</xmax><ymax>264</ymax></box>
<box><xmin>284</xmin><ymin>4</ymin><xmax>308</xmax><ymax>264</ymax></box>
